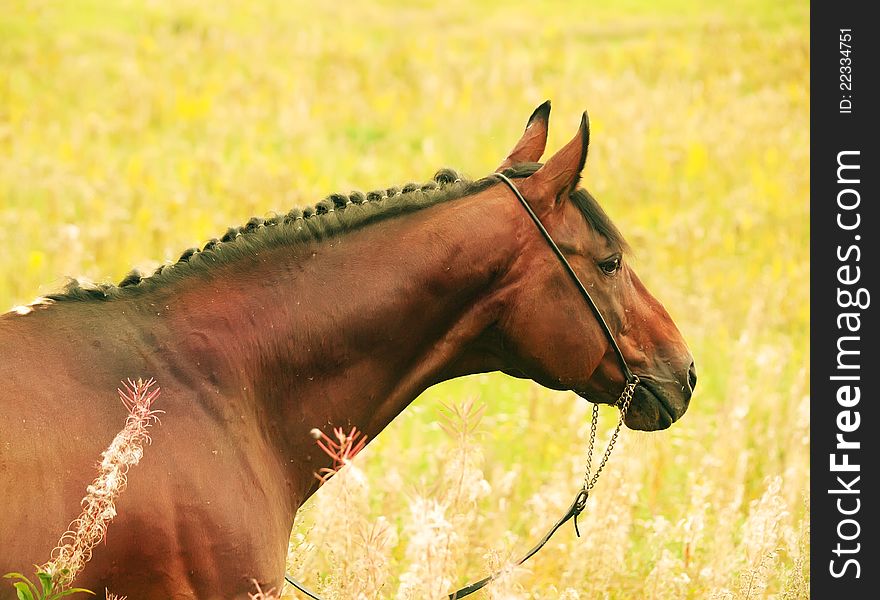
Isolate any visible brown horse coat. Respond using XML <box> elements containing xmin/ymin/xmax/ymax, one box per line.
<box><xmin>0</xmin><ymin>105</ymin><xmax>694</xmax><ymax>598</ymax></box>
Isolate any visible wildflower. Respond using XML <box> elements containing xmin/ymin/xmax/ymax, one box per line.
<box><xmin>313</xmin><ymin>426</ymin><xmax>368</xmax><ymax>484</ymax></box>
<box><xmin>43</xmin><ymin>379</ymin><xmax>162</xmax><ymax>588</ymax></box>
<box><xmin>249</xmin><ymin>580</ymin><xmax>280</xmax><ymax>599</ymax></box>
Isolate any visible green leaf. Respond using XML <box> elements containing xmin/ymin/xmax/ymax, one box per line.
<box><xmin>37</xmin><ymin>572</ymin><xmax>53</xmax><ymax>596</ymax></box>
<box><xmin>14</xmin><ymin>581</ymin><xmax>35</xmax><ymax>600</ymax></box>
<box><xmin>3</xmin><ymin>573</ymin><xmax>30</xmax><ymax>580</ymax></box>
<box><xmin>53</xmin><ymin>588</ymin><xmax>95</xmax><ymax>598</ymax></box>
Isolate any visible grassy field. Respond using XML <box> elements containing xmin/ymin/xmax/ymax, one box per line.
<box><xmin>1</xmin><ymin>0</ymin><xmax>809</xmax><ymax>598</ymax></box>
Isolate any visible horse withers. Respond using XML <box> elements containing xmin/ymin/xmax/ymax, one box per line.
<box><xmin>0</xmin><ymin>102</ymin><xmax>695</xmax><ymax>598</ymax></box>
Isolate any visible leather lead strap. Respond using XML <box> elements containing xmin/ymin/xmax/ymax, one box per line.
<box><xmin>284</xmin><ymin>574</ymin><xmax>322</xmax><ymax>599</ymax></box>
<box><xmin>447</xmin><ymin>489</ymin><xmax>589</xmax><ymax>599</ymax></box>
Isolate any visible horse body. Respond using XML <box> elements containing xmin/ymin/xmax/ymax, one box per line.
<box><xmin>1</xmin><ymin>304</ymin><xmax>288</xmax><ymax>596</ymax></box>
<box><xmin>1</xmin><ymin>192</ymin><xmax>524</xmax><ymax>597</ymax></box>
<box><xmin>0</xmin><ymin>104</ymin><xmax>696</xmax><ymax>598</ymax></box>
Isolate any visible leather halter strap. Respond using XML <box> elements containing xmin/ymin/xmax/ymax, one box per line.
<box><xmin>493</xmin><ymin>172</ymin><xmax>636</xmax><ymax>384</ymax></box>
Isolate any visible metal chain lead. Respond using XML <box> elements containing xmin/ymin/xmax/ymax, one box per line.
<box><xmin>582</xmin><ymin>375</ymin><xmax>639</xmax><ymax>493</ymax></box>
<box><xmin>583</xmin><ymin>403</ymin><xmax>599</xmax><ymax>491</ymax></box>
<box><xmin>571</xmin><ymin>376</ymin><xmax>639</xmax><ymax>537</ymax></box>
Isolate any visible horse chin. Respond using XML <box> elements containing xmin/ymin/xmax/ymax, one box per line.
<box><xmin>623</xmin><ymin>382</ymin><xmax>678</xmax><ymax>431</ymax></box>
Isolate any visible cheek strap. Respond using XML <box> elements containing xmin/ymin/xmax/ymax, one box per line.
<box><xmin>494</xmin><ymin>172</ymin><xmax>636</xmax><ymax>384</ymax></box>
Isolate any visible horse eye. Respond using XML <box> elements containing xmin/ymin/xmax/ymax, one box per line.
<box><xmin>599</xmin><ymin>257</ymin><xmax>621</xmax><ymax>275</ymax></box>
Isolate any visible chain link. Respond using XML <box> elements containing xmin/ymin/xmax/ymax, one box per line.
<box><xmin>581</xmin><ymin>376</ymin><xmax>638</xmax><ymax>492</ymax></box>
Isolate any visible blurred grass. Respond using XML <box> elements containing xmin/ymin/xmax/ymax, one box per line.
<box><xmin>1</xmin><ymin>0</ymin><xmax>809</xmax><ymax>597</ymax></box>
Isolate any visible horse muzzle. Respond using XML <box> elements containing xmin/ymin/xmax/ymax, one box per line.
<box><xmin>623</xmin><ymin>362</ymin><xmax>696</xmax><ymax>431</ymax></box>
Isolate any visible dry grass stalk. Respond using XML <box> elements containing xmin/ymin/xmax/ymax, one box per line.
<box><xmin>304</xmin><ymin>425</ymin><xmax>397</xmax><ymax>599</ymax></box>
<box><xmin>397</xmin><ymin>399</ymin><xmax>490</xmax><ymax>599</ymax></box>
<box><xmin>780</xmin><ymin>502</ymin><xmax>810</xmax><ymax>600</ymax></box>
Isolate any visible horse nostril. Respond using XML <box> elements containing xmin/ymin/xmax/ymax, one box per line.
<box><xmin>687</xmin><ymin>362</ymin><xmax>697</xmax><ymax>392</ymax></box>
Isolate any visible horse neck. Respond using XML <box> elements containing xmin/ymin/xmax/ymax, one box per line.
<box><xmin>162</xmin><ymin>188</ymin><xmax>522</xmax><ymax>498</ymax></box>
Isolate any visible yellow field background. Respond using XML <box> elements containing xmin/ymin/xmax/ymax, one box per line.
<box><xmin>2</xmin><ymin>1</ymin><xmax>809</xmax><ymax>598</ymax></box>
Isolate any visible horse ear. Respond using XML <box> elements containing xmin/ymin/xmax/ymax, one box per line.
<box><xmin>496</xmin><ymin>100</ymin><xmax>551</xmax><ymax>171</ymax></box>
<box><xmin>519</xmin><ymin>111</ymin><xmax>589</xmax><ymax>212</ymax></box>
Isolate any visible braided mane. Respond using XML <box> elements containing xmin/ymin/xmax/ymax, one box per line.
<box><xmin>45</xmin><ymin>164</ymin><xmax>626</xmax><ymax>303</ymax></box>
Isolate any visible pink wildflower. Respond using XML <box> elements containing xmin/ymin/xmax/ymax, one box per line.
<box><xmin>311</xmin><ymin>426</ymin><xmax>368</xmax><ymax>484</ymax></box>
<box><xmin>249</xmin><ymin>580</ymin><xmax>280</xmax><ymax>599</ymax></box>
<box><xmin>43</xmin><ymin>379</ymin><xmax>163</xmax><ymax>588</ymax></box>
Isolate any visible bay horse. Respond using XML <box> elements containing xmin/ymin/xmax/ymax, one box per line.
<box><xmin>0</xmin><ymin>102</ymin><xmax>695</xmax><ymax>599</ymax></box>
